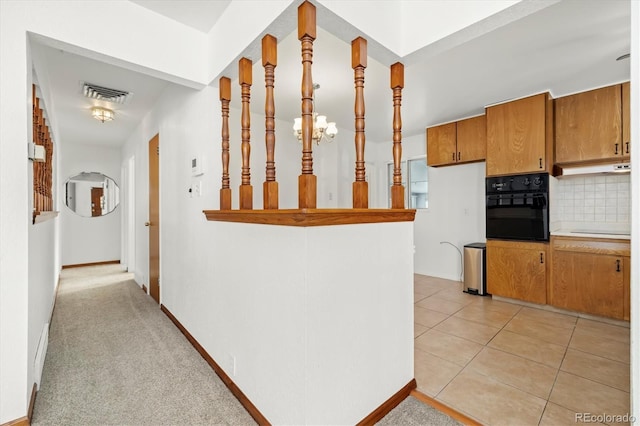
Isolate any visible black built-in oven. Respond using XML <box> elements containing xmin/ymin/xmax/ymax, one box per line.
<box><xmin>486</xmin><ymin>173</ymin><xmax>549</xmax><ymax>241</ymax></box>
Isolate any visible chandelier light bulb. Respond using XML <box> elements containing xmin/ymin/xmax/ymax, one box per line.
<box><xmin>292</xmin><ymin>84</ymin><xmax>337</xmax><ymax>144</ymax></box>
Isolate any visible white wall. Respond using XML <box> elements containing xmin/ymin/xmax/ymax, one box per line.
<box><xmin>0</xmin><ymin>4</ymin><xmax>33</xmax><ymax>420</ymax></box>
<box><xmin>629</xmin><ymin>0</ymin><xmax>638</xmax><ymax>419</ymax></box>
<box><xmin>374</xmin><ymin>133</ymin><xmax>486</xmax><ymax>281</ymax></box>
<box><xmin>28</xmin><ymin>219</ymin><xmax>58</xmax><ymax>392</ymax></box>
<box><xmin>60</xmin><ymin>142</ymin><xmax>121</xmax><ymax>266</ymax></box>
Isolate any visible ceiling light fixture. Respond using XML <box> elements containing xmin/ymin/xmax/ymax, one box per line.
<box><xmin>92</xmin><ymin>107</ymin><xmax>114</xmax><ymax>123</ymax></box>
<box><xmin>292</xmin><ymin>84</ymin><xmax>337</xmax><ymax>145</ymax></box>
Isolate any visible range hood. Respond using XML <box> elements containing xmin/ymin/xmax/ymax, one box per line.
<box><xmin>555</xmin><ymin>162</ymin><xmax>630</xmax><ymax>177</ymax></box>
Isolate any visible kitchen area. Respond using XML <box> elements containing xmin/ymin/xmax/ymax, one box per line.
<box><xmin>414</xmin><ymin>81</ymin><xmax>632</xmax><ymax>424</ymax></box>
<box><xmin>428</xmin><ymin>82</ymin><xmax>631</xmax><ymax>320</ymax></box>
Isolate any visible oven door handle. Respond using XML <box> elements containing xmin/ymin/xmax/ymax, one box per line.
<box><xmin>486</xmin><ymin>193</ymin><xmax>547</xmax><ymax>207</ymax></box>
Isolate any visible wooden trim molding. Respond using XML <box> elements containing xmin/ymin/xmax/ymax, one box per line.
<box><xmin>28</xmin><ymin>383</ymin><xmax>37</xmax><ymax>423</ymax></box>
<box><xmin>0</xmin><ymin>384</ymin><xmax>35</xmax><ymax>426</ymax></box>
<box><xmin>0</xmin><ymin>417</ymin><xmax>29</xmax><ymax>426</ymax></box>
<box><xmin>357</xmin><ymin>378</ymin><xmax>416</xmax><ymax>425</ymax></box>
<box><xmin>160</xmin><ymin>305</ymin><xmax>270</xmax><ymax>425</ymax></box>
<box><xmin>203</xmin><ymin>208</ymin><xmax>416</xmax><ymax>227</ymax></box>
<box><xmin>410</xmin><ymin>389</ymin><xmax>482</xmax><ymax>426</ymax></box>
<box><xmin>61</xmin><ymin>260</ymin><xmax>120</xmax><ymax>269</ymax></box>
<box><xmin>49</xmin><ymin>276</ymin><xmax>60</xmax><ymax>330</ymax></box>
<box><xmin>32</xmin><ymin>210</ymin><xmax>59</xmax><ymax>224</ymax></box>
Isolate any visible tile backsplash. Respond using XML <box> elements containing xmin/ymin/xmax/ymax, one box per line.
<box><xmin>554</xmin><ymin>174</ymin><xmax>631</xmax><ymax>224</ymax></box>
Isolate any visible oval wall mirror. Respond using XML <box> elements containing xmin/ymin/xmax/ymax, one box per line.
<box><xmin>65</xmin><ymin>172</ymin><xmax>120</xmax><ymax>217</ymax></box>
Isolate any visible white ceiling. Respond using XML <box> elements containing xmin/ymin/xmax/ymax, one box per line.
<box><xmin>31</xmin><ymin>0</ymin><xmax>630</xmax><ymax>150</ymax></box>
<box><xmin>32</xmin><ymin>43</ymin><xmax>169</xmax><ymax>147</ymax></box>
<box><xmin>129</xmin><ymin>0</ymin><xmax>231</xmax><ymax>33</ymax></box>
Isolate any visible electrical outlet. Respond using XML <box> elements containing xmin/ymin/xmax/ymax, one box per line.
<box><xmin>195</xmin><ymin>181</ymin><xmax>202</xmax><ymax>197</ymax></box>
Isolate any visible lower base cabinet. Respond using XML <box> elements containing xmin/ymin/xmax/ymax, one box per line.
<box><xmin>550</xmin><ymin>236</ymin><xmax>630</xmax><ymax>321</ymax></box>
<box><xmin>486</xmin><ymin>240</ymin><xmax>548</xmax><ymax>304</ymax></box>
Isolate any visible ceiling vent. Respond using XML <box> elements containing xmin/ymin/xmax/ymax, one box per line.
<box><xmin>82</xmin><ymin>82</ymin><xmax>133</xmax><ymax>104</ymax></box>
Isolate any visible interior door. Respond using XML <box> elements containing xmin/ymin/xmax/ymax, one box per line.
<box><xmin>148</xmin><ymin>134</ymin><xmax>160</xmax><ymax>304</ymax></box>
<box><xmin>91</xmin><ymin>187</ymin><xmax>103</xmax><ymax>217</ymax></box>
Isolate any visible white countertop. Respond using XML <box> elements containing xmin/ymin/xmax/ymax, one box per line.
<box><xmin>551</xmin><ymin>230</ymin><xmax>631</xmax><ymax>240</ymax></box>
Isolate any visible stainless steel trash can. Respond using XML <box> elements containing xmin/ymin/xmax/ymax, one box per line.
<box><xmin>463</xmin><ymin>243</ymin><xmax>487</xmax><ymax>295</ymax></box>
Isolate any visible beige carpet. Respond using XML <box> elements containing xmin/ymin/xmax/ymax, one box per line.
<box><xmin>33</xmin><ymin>264</ymin><xmax>460</xmax><ymax>425</ymax></box>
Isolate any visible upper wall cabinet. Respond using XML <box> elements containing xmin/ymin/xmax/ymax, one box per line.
<box><xmin>426</xmin><ymin>115</ymin><xmax>486</xmax><ymax>167</ymax></box>
<box><xmin>486</xmin><ymin>93</ymin><xmax>553</xmax><ymax>176</ymax></box>
<box><xmin>622</xmin><ymin>82</ymin><xmax>630</xmax><ymax>157</ymax></box>
<box><xmin>555</xmin><ymin>84</ymin><xmax>629</xmax><ymax>165</ymax></box>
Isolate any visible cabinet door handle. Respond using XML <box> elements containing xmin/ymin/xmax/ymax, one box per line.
<box><xmin>457</xmin><ymin>152</ymin><xmax>461</xmax><ymax>161</ymax></box>
<box><xmin>616</xmin><ymin>259</ymin><xmax>621</xmax><ymax>272</ymax></box>
<box><xmin>615</xmin><ymin>143</ymin><xmax>619</xmax><ymax>155</ymax></box>
<box><xmin>540</xmin><ymin>253</ymin><xmax>544</xmax><ymax>264</ymax></box>
<box><xmin>539</xmin><ymin>158</ymin><xmax>543</xmax><ymax>169</ymax></box>
<box><xmin>452</xmin><ymin>152</ymin><xmax>455</xmax><ymax>161</ymax></box>
<box><xmin>626</xmin><ymin>142</ymin><xmax>629</xmax><ymax>154</ymax></box>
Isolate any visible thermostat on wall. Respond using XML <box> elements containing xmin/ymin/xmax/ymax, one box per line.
<box><xmin>191</xmin><ymin>156</ymin><xmax>204</xmax><ymax>176</ymax></box>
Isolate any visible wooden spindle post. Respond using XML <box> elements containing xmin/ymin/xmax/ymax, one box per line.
<box><xmin>45</xmin><ymin>126</ymin><xmax>50</xmax><ymax>210</ymax></box>
<box><xmin>391</xmin><ymin>62</ymin><xmax>405</xmax><ymax>209</ymax></box>
<box><xmin>238</xmin><ymin>58</ymin><xmax>253</xmax><ymax>210</ymax></box>
<box><xmin>262</xmin><ymin>34</ymin><xmax>279</xmax><ymax>209</ymax></box>
<box><xmin>33</xmin><ymin>92</ymin><xmax>38</xmax><ymax>210</ymax></box>
<box><xmin>219</xmin><ymin>77</ymin><xmax>232</xmax><ymax>210</ymax></box>
<box><xmin>39</xmin><ymin>116</ymin><xmax>45</xmax><ymax>212</ymax></box>
<box><xmin>298</xmin><ymin>0</ymin><xmax>317</xmax><ymax>209</ymax></box>
<box><xmin>352</xmin><ymin>37</ymin><xmax>368</xmax><ymax>208</ymax></box>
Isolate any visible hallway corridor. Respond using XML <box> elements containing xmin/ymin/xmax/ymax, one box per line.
<box><xmin>32</xmin><ymin>265</ymin><xmax>255</xmax><ymax>425</ymax></box>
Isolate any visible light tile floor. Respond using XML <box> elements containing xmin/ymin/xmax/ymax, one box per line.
<box><xmin>414</xmin><ymin>274</ymin><xmax>631</xmax><ymax>426</ymax></box>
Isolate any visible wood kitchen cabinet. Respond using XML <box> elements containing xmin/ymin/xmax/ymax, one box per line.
<box><xmin>555</xmin><ymin>84</ymin><xmax>627</xmax><ymax>164</ymax></box>
<box><xmin>550</xmin><ymin>236</ymin><xmax>630</xmax><ymax>320</ymax></box>
<box><xmin>622</xmin><ymin>82</ymin><xmax>630</xmax><ymax>158</ymax></box>
<box><xmin>486</xmin><ymin>240</ymin><xmax>548</xmax><ymax>304</ymax></box>
<box><xmin>426</xmin><ymin>115</ymin><xmax>486</xmax><ymax>167</ymax></box>
<box><xmin>486</xmin><ymin>93</ymin><xmax>553</xmax><ymax>176</ymax></box>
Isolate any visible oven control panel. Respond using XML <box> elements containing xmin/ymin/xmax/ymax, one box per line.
<box><xmin>486</xmin><ymin>173</ymin><xmax>548</xmax><ymax>193</ymax></box>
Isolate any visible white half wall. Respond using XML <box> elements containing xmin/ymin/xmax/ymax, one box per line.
<box><xmin>60</xmin><ymin>142</ymin><xmax>121</xmax><ymax>266</ymax></box>
<box><xmin>162</xmin><ymin>221</ymin><xmax>413</xmax><ymax>425</ymax></box>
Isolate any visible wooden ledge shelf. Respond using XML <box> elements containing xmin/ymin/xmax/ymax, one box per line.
<box><xmin>33</xmin><ymin>210</ymin><xmax>59</xmax><ymax>224</ymax></box>
<box><xmin>203</xmin><ymin>208</ymin><xmax>416</xmax><ymax>227</ymax></box>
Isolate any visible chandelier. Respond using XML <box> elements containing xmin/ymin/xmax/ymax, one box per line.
<box><xmin>91</xmin><ymin>107</ymin><xmax>115</xmax><ymax>123</ymax></box>
<box><xmin>292</xmin><ymin>84</ymin><xmax>337</xmax><ymax>145</ymax></box>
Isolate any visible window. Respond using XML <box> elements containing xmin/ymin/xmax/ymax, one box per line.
<box><xmin>387</xmin><ymin>157</ymin><xmax>428</xmax><ymax>208</ymax></box>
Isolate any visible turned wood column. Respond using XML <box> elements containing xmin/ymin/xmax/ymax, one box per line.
<box><xmin>390</xmin><ymin>62</ymin><xmax>406</xmax><ymax>209</ymax></box>
<box><xmin>238</xmin><ymin>57</ymin><xmax>253</xmax><ymax>210</ymax></box>
<box><xmin>298</xmin><ymin>0</ymin><xmax>317</xmax><ymax>209</ymax></box>
<box><xmin>262</xmin><ymin>34</ymin><xmax>279</xmax><ymax>209</ymax></box>
<box><xmin>219</xmin><ymin>77</ymin><xmax>232</xmax><ymax>210</ymax></box>
<box><xmin>352</xmin><ymin>37</ymin><xmax>368</xmax><ymax>208</ymax></box>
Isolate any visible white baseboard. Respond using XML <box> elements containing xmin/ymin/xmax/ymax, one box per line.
<box><xmin>34</xmin><ymin>323</ymin><xmax>49</xmax><ymax>389</ymax></box>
